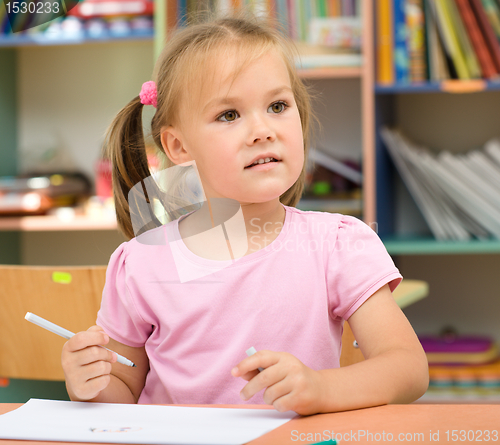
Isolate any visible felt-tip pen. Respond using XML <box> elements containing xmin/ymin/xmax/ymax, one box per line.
<box><xmin>25</xmin><ymin>312</ymin><xmax>136</xmax><ymax>368</ymax></box>
<box><xmin>246</xmin><ymin>346</ymin><xmax>264</xmax><ymax>372</ymax></box>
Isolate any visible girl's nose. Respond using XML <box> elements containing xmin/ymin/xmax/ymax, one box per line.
<box><xmin>247</xmin><ymin>114</ymin><xmax>276</xmax><ymax>145</ymax></box>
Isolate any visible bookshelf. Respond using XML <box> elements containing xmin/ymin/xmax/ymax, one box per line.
<box><xmin>373</xmin><ymin>0</ymin><xmax>500</xmax><ymax>404</ymax></box>
<box><xmin>373</xmin><ymin>0</ymin><xmax>500</xmax><ymax>250</ymax></box>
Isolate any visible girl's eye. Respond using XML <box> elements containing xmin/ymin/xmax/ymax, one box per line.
<box><xmin>269</xmin><ymin>101</ymin><xmax>289</xmax><ymax>114</ymax></box>
<box><xmin>217</xmin><ymin>110</ymin><xmax>239</xmax><ymax>122</ymax></box>
<box><xmin>216</xmin><ymin>101</ymin><xmax>289</xmax><ymax>122</ymax></box>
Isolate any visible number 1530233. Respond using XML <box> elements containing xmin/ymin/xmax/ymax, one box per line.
<box><xmin>5</xmin><ymin>2</ymin><xmax>61</xmax><ymax>14</ymax></box>
<box><xmin>443</xmin><ymin>430</ymin><xmax>498</xmax><ymax>441</ymax></box>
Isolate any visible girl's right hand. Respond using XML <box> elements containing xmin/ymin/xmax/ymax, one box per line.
<box><xmin>61</xmin><ymin>325</ymin><xmax>118</xmax><ymax>401</ymax></box>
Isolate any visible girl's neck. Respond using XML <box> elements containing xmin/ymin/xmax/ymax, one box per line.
<box><xmin>178</xmin><ymin>199</ymin><xmax>286</xmax><ymax>259</ymax></box>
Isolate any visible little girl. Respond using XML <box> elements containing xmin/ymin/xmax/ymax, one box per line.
<box><xmin>61</xmin><ymin>10</ymin><xmax>428</xmax><ymax>415</ymax></box>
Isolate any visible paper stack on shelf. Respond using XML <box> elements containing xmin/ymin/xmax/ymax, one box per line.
<box><xmin>381</xmin><ymin>126</ymin><xmax>500</xmax><ymax>240</ymax></box>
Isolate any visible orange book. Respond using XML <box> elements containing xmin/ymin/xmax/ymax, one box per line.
<box><xmin>377</xmin><ymin>0</ymin><xmax>394</xmax><ymax>83</ymax></box>
<box><xmin>456</xmin><ymin>0</ymin><xmax>498</xmax><ymax>78</ymax></box>
<box><xmin>331</xmin><ymin>0</ymin><xmax>341</xmax><ymax>17</ymax></box>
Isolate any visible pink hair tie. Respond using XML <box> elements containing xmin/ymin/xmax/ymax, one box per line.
<box><xmin>139</xmin><ymin>81</ymin><xmax>157</xmax><ymax>107</ymax></box>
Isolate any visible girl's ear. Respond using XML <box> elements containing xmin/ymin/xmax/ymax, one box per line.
<box><xmin>160</xmin><ymin>126</ymin><xmax>192</xmax><ymax>165</ymax></box>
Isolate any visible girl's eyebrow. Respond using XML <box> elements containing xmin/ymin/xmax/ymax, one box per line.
<box><xmin>202</xmin><ymin>85</ymin><xmax>293</xmax><ymax>113</ymax></box>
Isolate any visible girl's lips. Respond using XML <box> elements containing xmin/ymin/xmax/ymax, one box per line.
<box><xmin>244</xmin><ymin>160</ymin><xmax>281</xmax><ymax>171</ymax></box>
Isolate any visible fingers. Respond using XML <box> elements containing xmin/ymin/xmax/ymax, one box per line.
<box><xmin>263</xmin><ymin>378</ymin><xmax>292</xmax><ymax>407</ymax></box>
<box><xmin>61</xmin><ymin>326</ymin><xmax>116</xmax><ymax>401</ymax></box>
<box><xmin>231</xmin><ymin>349</ymin><xmax>277</xmax><ymax>378</ymax></box>
<box><xmin>65</xmin><ymin>326</ymin><xmax>110</xmax><ymax>353</ymax></box>
<box><xmin>73</xmin><ymin>345</ymin><xmax>117</xmax><ymax>367</ymax></box>
<box><xmin>237</xmin><ymin>370</ymin><xmax>260</xmax><ymax>382</ymax></box>
<box><xmin>239</xmin><ymin>364</ymin><xmax>286</xmax><ymax>402</ymax></box>
<box><xmin>232</xmin><ymin>351</ymin><xmax>323</xmax><ymax>414</ymax></box>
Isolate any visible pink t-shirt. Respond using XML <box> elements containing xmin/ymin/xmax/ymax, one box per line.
<box><xmin>96</xmin><ymin>204</ymin><xmax>402</xmax><ymax>405</ymax></box>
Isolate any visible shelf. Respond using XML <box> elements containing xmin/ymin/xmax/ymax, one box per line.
<box><xmin>0</xmin><ymin>31</ymin><xmax>154</xmax><ymax>47</ymax></box>
<box><xmin>375</xmin><ymin>79</ymin><xmax>500</xmax><ymax>94</ymax></box>
<box><xmin>382</xmin><ymin>236</ymin><xmax>500</xmax><ymax>255</ymax></box>
<box><xmin>0</xmin><ymin>214</ymin><xmax>118</xmax><ymax>231</ymax></box>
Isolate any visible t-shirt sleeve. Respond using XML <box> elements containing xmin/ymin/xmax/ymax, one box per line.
<box><xmin>96</xmin><ymin>242</ymin><xmax>152</xmax><ymax>347</ymax></box>
<box><xmin>327</xmin><ymin>215</ymin><xmax>403</xmax><ymax>321</ymax></box>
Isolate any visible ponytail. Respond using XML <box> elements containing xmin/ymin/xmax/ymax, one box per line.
<box><xmin>103</xmin><ymin>96</ymin><xmax>159</xmax><ymax>240</ymax></box>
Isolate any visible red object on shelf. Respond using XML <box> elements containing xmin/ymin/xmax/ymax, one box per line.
<box><xmin>67</xmin><ymin>0</ymin><xmax>154</xmax><ymax>18</ymax></box>
<box><xmin>95</xmin><ymin>159</ymin><xmax>113</xmax><ymax>199</ymax></box>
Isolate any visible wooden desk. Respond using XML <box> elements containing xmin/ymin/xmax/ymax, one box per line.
<box><xmin>1</xmin><ymin>403</ymin><xmax>499</xmax><ymax>444</ymax></box>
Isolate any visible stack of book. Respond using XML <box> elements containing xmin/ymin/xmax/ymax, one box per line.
<box><xmin>418</xmin><ymin>332</ymin><xmax>500</xmax><ymax>401</ymax></box>
<box><xmin>381</xmin><ymin>127</ymin><xmax>500</xmax><ymax>241</ymax></box>
<box><xmin>377</xmin><ymin>0</ymin><xmax>500</xmax><ymax>84</ymax></box>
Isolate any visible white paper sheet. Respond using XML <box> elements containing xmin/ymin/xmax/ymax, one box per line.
<box><xmin>0</xmin><ymin>399</ymin><xmax>296</xmax><ymax>444</ymax></box>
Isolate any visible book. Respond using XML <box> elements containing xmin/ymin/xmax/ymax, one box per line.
<box><xmin>480</xmin><ymin>0</ymin><xmax>500</xmax><ymax>38</ymax></box>
<box><xmin>394</xmin><ymin>0</ymin><xmax>410</xmax><ymax>83</ymax></box>
<box><xmin>419</xmin><ymin>147</ymin><xmax>500</xmax><ymax>239</ymax></box>
<box><xmin>470</xmin><ymin>0</ymin><xmax>500</xmax><ymax>72</ymax></box>
<box><xmin>381</xmin><ymin>127</ymin><xmax>460</xmax><ymax>240</ymax></box>
<box><xmin>424</xmin><ymin>0</ymin><xmax>450</xmax><ymax>80</ymax></box>
<box><xmin>407</xmin><ymin>0</ymin><xmax>428</xmax><ymax>82</ymax></box>
<box><xmin>446</xmin><ymin>0</ymin><xmax>482</xmax><ymax>78</ymax></box>
<box><xmin>426</xmin><ymin>0</ymin><xmax>460</xmax><ymax>78</ymax></box>
<box><xmin>433</xmin><ymin>0</ymin><xmax>471</xmax><ymax>78</ymax></box>
<box><xmin>381</xmin><ymin>127</ymin><xmax>500</xmax><ymax>240</ymax></box>
<box><xmin>420</xmin><ymin>334</ymin><xmax>499</xmax><ymax>365</ymax></box>
<box><xmin>456</xmin><ymin>0</ymin><xmax>498</xmax><ymax>78</ymax></box>
<box><xmin>377</xmin><ymin>0</ymin><xmax>394</xmax><ymax>83</ymax></box>
<box><xmin>484</xmin><ymin>138</ymin><xmax>500</xmax><ymax>165</ymax></box>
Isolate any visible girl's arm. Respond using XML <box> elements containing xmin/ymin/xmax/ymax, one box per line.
<box><xmin>317</xmin><ymin>283</ymin><xmax>429</xmax><ymax>412</ymax></box>
<box><xmin>62</xmin><ymin>326</ymin><xmax>149</xmax><ymax>404</ymax></box>
<box><xmin>234</xmin><ymin>283</ymin><xmax>429</xmax><ymax>415</ymax></box>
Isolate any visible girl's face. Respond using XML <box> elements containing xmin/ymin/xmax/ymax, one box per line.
<box><xmin>164</xmin><ymin>47</ymin><xmax>304</xmax><ymax>205</ymax></box>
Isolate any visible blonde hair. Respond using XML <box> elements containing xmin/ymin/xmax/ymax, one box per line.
<box><xmin>104</xmin><ymin>8</ymin><xmax>320</xmax><ymax>240</ymax></box>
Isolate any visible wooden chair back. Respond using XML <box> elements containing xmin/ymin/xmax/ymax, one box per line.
<box><xmin>0</xmin><ymin>265</ymin><xmax>107</xmax><ymax>381</ymax></box>
<box><xmin>340</xmin><ymin>321</ymin><xmax>364</xmax><ymax>367</ymax></box>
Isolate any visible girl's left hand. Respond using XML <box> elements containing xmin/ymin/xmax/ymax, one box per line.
<box><xmin>231</xmin><ymin>350</ymin><xmax>326</xmax><ymax>415</ymax></box>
